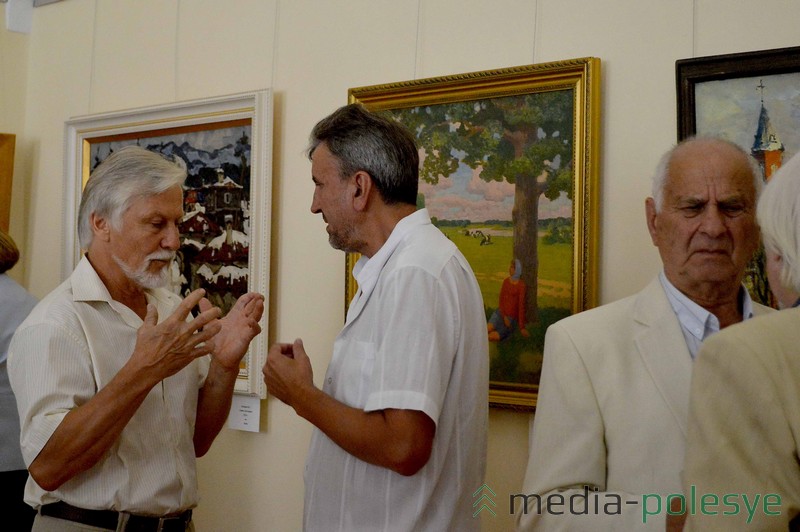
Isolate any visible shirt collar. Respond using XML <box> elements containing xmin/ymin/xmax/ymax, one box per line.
<box><xmin>353</xmin><ymin>208</ymin><xmax>429</xmax><ymax>278</ymax></box>
<box><xmin>352</xmin><ymin>208</ymin><xmax>430</xmax><ymax>303</ymax></box>
<box><xmin>659</xmin><ymin>270</ymin><xmax>754</xmax><ymax>343</ymax></box>
<box><xmin>71</xmin><ymin>255</ymin><xmax>174</xmax><ymax>324</ymax></box>
<box><xmin>71</xmin><ymin>255</ymin><xmax>115</xmax><ymax>303</ymax></box>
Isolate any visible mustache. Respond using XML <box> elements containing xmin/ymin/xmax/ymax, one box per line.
<box><xmin>146</xmin><ymin>251</ymin><xmax>176</xmax><ymax>262</ymax></box>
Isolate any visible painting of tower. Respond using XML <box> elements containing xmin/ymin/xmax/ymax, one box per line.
<box><xmin>751</xmin><ymin>80</ymin><xmax>785</xmax><ymax>181</ymax></box>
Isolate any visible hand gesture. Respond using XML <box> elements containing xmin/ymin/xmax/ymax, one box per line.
<box><xmin>263</xmin><ymin>338</ymin><xmax>315</xmax><ymax>407</ymax></box>
<box><xmin>131</xmin><ymin>288</ymin><xmax>222</xmax><ymax>383</ymax></box>
<box><xmin>200</xmin><ymin>292</ymin><xmax>264</xmax><ymax>371</ymax></box>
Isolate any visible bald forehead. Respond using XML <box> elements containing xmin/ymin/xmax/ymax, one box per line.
<box><xmin>666</xmin><ymin>140</ymin><xmax>756</xmax><ymax>196</ymax></box>
<box><xmin>672</xmin><ymin>138</ymin><xmax>746</xmax><ymax>163</ymax></box>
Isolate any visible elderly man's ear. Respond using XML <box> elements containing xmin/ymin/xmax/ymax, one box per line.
<box><xmin>90</xmin><ymin>212</ymin><xmax>112</xmax><ymax>242</ymax></box>
<box><xmin>644</xmin><ymin>197</ymin><xmax>659</xmax><ymax>246</ymax></box>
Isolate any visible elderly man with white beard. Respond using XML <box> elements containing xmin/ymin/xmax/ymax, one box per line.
<box><xmin>8</xmin><ymin>146</ymin><xmax>264</xmax><ymax>532</ymax></box>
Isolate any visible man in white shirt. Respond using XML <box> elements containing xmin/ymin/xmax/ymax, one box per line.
<box><xmin>263</xmin><ymin>104</ymin><xmax>488</xmax><ymax>531</ymax></box>
<box><xmin>516</xmin><ymin>137</ymin><xmax>771</xmax><ymax>531</ymax></box>
<box><xmin>9</xmin><ymin>146</ymin><xmax>264</xmax><ymax>531</ymax></box>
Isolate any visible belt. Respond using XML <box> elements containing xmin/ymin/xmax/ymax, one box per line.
<box><xmin>41</xmin><ymin>501</ymin><xmax>192</xmax><ymax>532</ymax></box>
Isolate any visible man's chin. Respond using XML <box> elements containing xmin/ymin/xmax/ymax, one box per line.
<box><xmin>136</xmin><ymin>272</ymin><xmax>170</xmax><ymax>289</ymax></box>
<box><xmin>113</xmin><ymin>255</ymin><xmax>173</xmax><ymax>289</ymax></box>
<box><xmin>688</xmin><ymin>263</ymin><xmax>740</xmax><ymax>283</ymax></box>
<box><xmin>133</xmin><ymin>264</ymin><xmax>171</xmax><ymax>289</ymax></box>
<box><xmin>328</xmin><ymin>234</ymin><xmax>348</xmax><ymax>252</ymax></box>
<box><xmin>328</xmin><ymin>236</ymin><xmax>363</xmax><ymax>255</ymax></box>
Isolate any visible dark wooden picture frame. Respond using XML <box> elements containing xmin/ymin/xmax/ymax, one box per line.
<box><xmin>677</xmin><ymin>46</ymin><xmax>800</xmax><ymax>307</ymax></box>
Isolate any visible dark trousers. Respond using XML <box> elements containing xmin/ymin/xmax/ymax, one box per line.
<box><xmin>0</xmin><ymin>469</ymin><xmax>36</xmax><ymax>531</ymax></box>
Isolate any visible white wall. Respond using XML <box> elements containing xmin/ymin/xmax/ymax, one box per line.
<box><xmin>3</xmin><ymin>0</ymin><xmax>799</xmax><ymax>530</ymax></box>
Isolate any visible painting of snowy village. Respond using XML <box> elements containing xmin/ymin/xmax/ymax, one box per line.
<box><xmin>87</xmin><ymin>119</ymin><xmax>253</xmax><ymax>316</ymax></box>
<box><xmin>693</xmin><ymin>70</ymin><xmax>800</xmax><ymax>307</ymax></box>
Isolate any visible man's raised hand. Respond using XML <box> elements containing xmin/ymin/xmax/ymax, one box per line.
<box><xmin>200</xmin><ymin>292</ymin><xmax>265</xmax><ymax>370</ymax></box>
<box><xmin>131</xmin><ymin>289</ymin><xmax>222</xmax><ymax>383</ymax></box>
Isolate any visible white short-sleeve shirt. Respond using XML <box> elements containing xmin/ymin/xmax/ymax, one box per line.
<box><xmin>303</xmin><ymin>209</ymin><xmax>489</xmax><ymax>532</ymax></box>
<box><xmin>8</xmin><ymin>256</ymin><xmax>208</xmax><ymax>514</ymax></box>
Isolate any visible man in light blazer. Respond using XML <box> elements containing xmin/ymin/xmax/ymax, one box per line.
<box><xmin>516</xmin><ymin>137</ymin><xmax>772</xmax><ymax>531</ymax></box>
<box><xmin>682</xmin><ymin>152</ymin><xmax>800</xmax><ymax>530</ymax></box>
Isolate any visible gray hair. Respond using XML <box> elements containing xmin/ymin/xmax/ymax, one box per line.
<box><xmin>651</xmin><ymin>136</ymin><xmax>763</xmax><ymax>212</ymax></box>
<box><xmin>757</xmin><ymin>152</ymin><xmax>800</xmax><ymax>293</ymax></box>
<box><xmin>77</xmin><ymin>145</ymin><xmax>186</xmax><ymax>249</ymax></box>
<box><xmin>307</xmin><ymin>103</ymin><xmax>419</xmax><ymax>206</ymax></box>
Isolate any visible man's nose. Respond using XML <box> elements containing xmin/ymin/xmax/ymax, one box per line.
<box><xmin>698</xmin><ymin>206</ymin><xmax>726</xmax><ymax>237</ymax></box>
<box><xmin>163</xmin><ymin>224</ymin><xmax>181</xmax><ymax>250</ymax></box>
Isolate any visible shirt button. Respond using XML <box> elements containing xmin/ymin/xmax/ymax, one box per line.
<box><xmin>327</xmin><ymin>377</ymin><xmax>332</xmax><ymax>384</ymax></box>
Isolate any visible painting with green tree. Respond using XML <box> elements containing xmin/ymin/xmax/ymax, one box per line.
<box><xmin>348</xmin><ymin>59</ymin><xmax>600</xmax><ymax>409</ymax></box>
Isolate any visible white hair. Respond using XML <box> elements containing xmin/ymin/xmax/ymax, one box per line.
<box><xmin>77</xmin><ymin>146</ymin><xmax>186</xmax><ymax>249</ymax></box>
<box><xmin>757</xmin><ymin>152</ymin><xmax>800</xmax><ymax>293</ymax></box>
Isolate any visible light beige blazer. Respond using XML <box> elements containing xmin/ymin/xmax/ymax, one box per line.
<box><xmin>517</xmin><ymin>277</ymin><xmax>772</xmax><ymax>531</ymax></box>
<box><xmin>683</xmin><ymin>307</ymin><xmax>800</xmax><ymax>531</ymax></box>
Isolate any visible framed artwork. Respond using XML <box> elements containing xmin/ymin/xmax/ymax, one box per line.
<box><xmin>348</xmin><ymin>58</ymin><xmax>601</xmax><ymax>409</ymax></box>
<box><xmin>677</xmin><ymin>46</ymin><xmax>800</xmax><ymax>307</ymax></box>
<box><xmin>0</xmin><ymin>133</ymin><xmax>15</xmax><ymax>233</ymax></box>
<box><xmin>63</xmin><ymin>90</ymin><xmax>273</xmax><ymax>397</ymax></box>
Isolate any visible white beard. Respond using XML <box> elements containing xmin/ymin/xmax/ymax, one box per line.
<box><xmin>113</xmin><ymin>251</ymin><xmax>175</xmax><ymax>289</ymax></box>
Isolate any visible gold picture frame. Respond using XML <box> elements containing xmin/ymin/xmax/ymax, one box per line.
<box><xmin>347</xmin><ymin>59</ymin><xmax>600</xmax><ymax>409</ymax></box>
<box><xmin>0</xmin><ymin>133</ymin><xmax>15</xmax><ymax>233</ymax></box>
<box><xmin>63</xmin><ymin>91</ymin><xmax>273</xmax><ymax>397</ymax></box>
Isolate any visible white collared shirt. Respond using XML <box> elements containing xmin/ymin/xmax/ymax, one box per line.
<box><xmin>8</xmin><ymin>256</ymin><xmax>208</xmax><ymax>513</ymax></box>
<box><xmin>304</xmin><ymin>209</ymin><xmax>489</xmax><ymax>532</ymax></box>
<box><xmin>659</xmin><ymin>270</ymin><xmax>754</xmax><ymax>358</ymax></box>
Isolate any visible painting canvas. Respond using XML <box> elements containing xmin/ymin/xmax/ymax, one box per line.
<box><xmin>64</xmin><ymin>91</ymin><xmax>272</xmax><ymax>396</ymax></box>
<box><xmin>349</xmin><ymin>59</ymin><xmax>600</xmax><ymax>409</ymax></box>
<box><xmin>694</xmin><ymin>74</ymin><xmax>800</xmax><ymax>163</ymax></box>
<box><xmin>677</xmin><ymin>46</ymin><xmax>800</xmax><ymax>306</ymax></box>
<box><xmin>86</xmin><ymin>122</ymin><xmax>253</xmax><ymax>315</ymax></box>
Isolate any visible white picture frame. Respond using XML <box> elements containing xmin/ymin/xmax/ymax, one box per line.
<box><xmin>63</xmin><ymin>90</ymin><xmax>272</xmax><ymax>397</ymax></box>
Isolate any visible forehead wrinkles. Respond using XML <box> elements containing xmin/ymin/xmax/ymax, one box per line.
<box><xmin>665</xmin><ymin>166</ymin><xmax>754</xmax><ymax>206</ymax></box>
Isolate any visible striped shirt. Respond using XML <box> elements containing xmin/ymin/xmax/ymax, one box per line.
<box><xmin>8</xmin><ymin>256</ymin><xmax>208</xmax><ymax>513</ymax></box>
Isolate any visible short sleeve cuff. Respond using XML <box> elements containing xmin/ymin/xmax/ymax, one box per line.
<box><xmin>364</xmin><ymin>390</ymin><xmax>441</xmax><ymax>425</ymax></box>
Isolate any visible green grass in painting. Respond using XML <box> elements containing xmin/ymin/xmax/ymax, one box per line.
<box><xmin>439</xmin><ymin>224</ymin><xmax>574</xmax><ymax>385</ymax></box>
<box><xmin>486</xmin><ymin>306</ymin><xmax>571</xmax><ymax>384</ymax></box>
